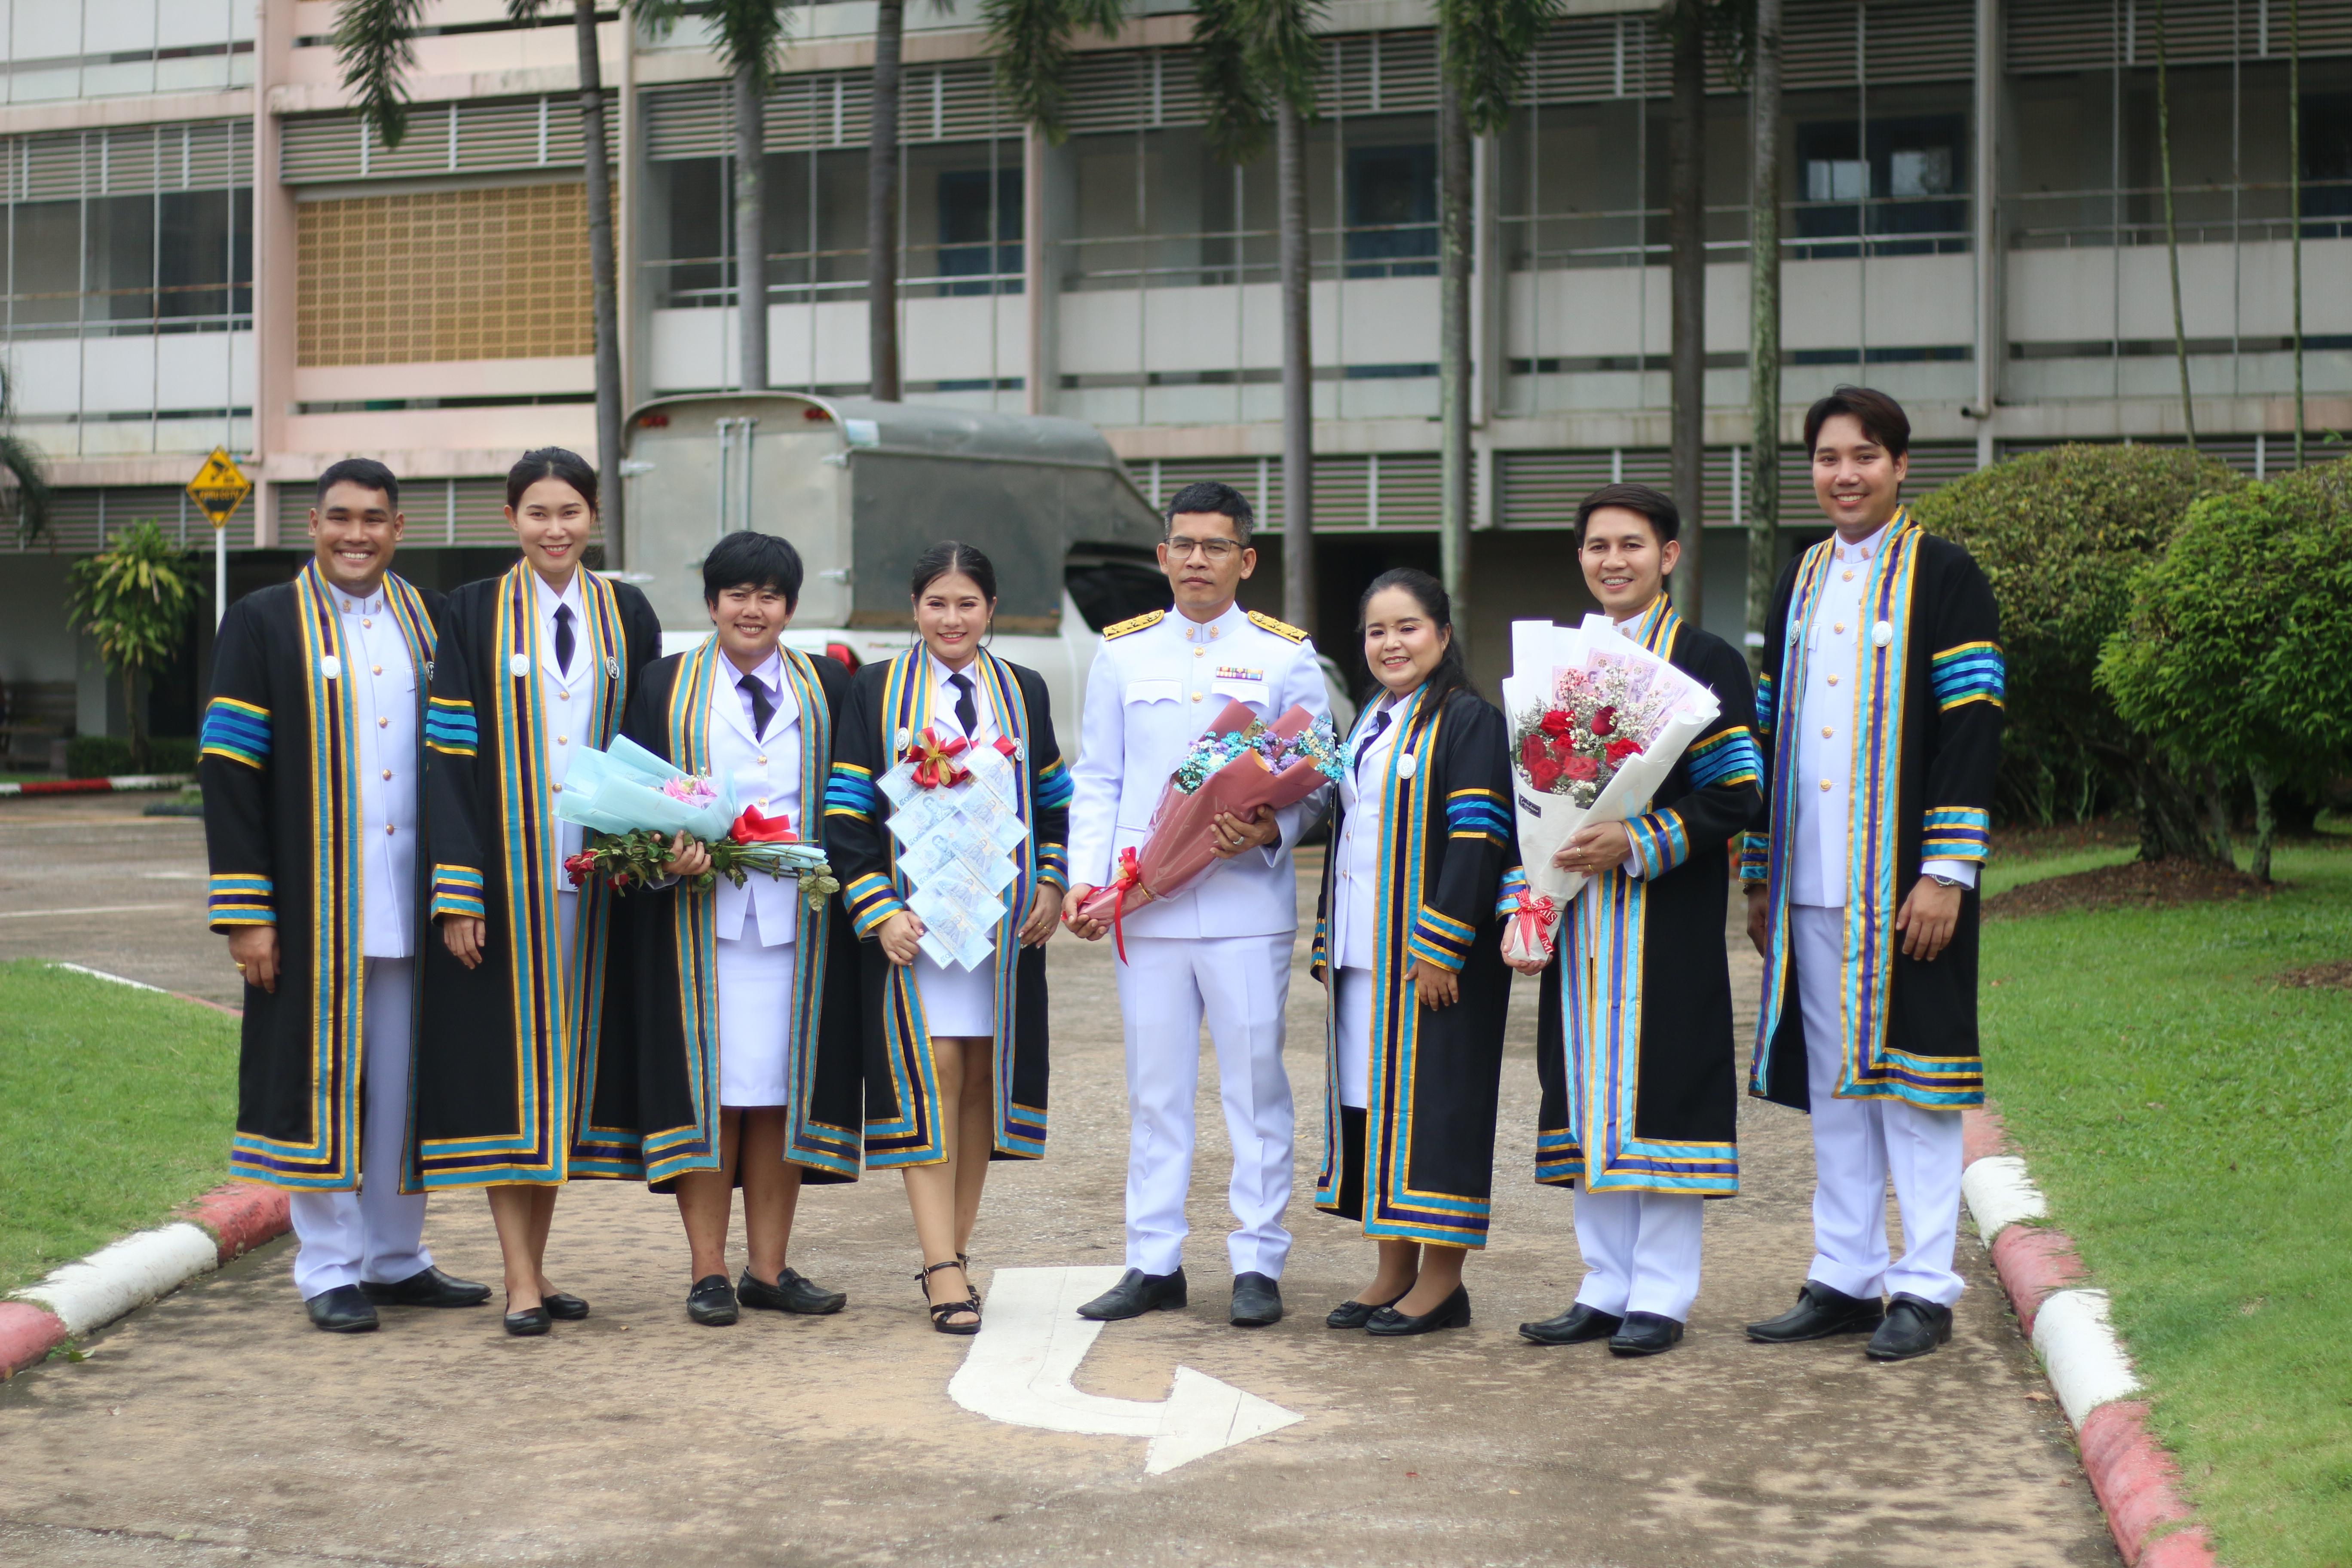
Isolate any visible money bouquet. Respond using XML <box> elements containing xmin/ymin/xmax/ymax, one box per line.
<box><xmin>1073</xmin><ymin>701</ymin><xmax>1344</xmax><ymax>959</ymax></box>
<box><xmin>879</xmin><ymin>731</ymin><xmax>1032</xmax><ymax>972</ymax></box>
<box><xmin>554</xmin><ymin>735</ymin><xmax>840</xmax><ymax>908</ymax></box>
<box><xmin>1500</xmin><ymin>617</ymin><xmax>1719</xmax><ymax>964</ymax></box>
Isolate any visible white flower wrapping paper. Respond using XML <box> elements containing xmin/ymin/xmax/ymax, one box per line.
<box><xmin>1500</xmin><ymin>616</ymin><xmax>1720</xmax><ymax>964</ymax></box>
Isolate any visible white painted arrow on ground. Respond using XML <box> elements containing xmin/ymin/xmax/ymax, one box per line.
<box><xmin>948</xmin><ymin>1265</ymin><xmax>1305</xmax><ymax>1475</ymax></box>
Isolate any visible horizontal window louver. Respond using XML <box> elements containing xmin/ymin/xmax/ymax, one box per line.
<box><xmin>1139</xmin><ymin>453</ymin><xmax>1442</xmax><ymax>531</ymax></box>
<box><xmin>273</xmin><ymin>475</ymin><xmax>529</xmax><ymax>546</ymax></box>
<box><xmin>1524</xmin><ymin>0</ymin><xmax>1974</xmax><ymax>104</ymax></box>
<box><xmin>643</xmin><ymin>61</ymin><xmax>1008</xmax><ymax>159</ymax></box>
<box><xmin>1501</xmin><ymin>443</ymin><xmax>1981</xmax><ymax>529</ymax></box>
<box><xmin>0</xmin><ymin>119</ymin><xmax>249</xmax><ymax>202</ymax></box>
<box><xmin>2007</xmin><ymin>0</ymin><xmax>2352</xmax><ymax>72</ymax></box>
<box><xmin>279</xmin><ymin>93</ymin><xmax>607</xmax><ymax>184</ymax></box>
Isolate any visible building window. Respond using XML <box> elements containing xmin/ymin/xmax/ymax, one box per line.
<box><xmin>1794</xmin><ymin>113</ymin><xmax>1967</xmax><ymax>257</ymax></box>
<box><xmin>936</xmin><ymin>166</ymin><xmax>1022</xmax><ymax>294</ymax></box>
<box><xmin>2306</xmin><ymin>92</ymin><xmax>2352</xmax><ymax>236</ymax></box>
<box><xmin>1344</xmin><ymin>143</ymin><xmax>1437</xmax><ymax>277</ymax></box>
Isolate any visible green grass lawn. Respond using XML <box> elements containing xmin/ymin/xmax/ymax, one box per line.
<box><xmin>1983</xmin><ymin>842</ymin><xmax>2352</xmax><ymax>1568</ymax></box>
<box><xmin>0</xmin><ymin>960</ymin><xmax>240</xmax><ymax>1297</ymax></box>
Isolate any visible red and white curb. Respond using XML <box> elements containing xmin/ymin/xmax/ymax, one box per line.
<box><xmin>0</xmin><ymin>772</ymin><xmax>192</xmax><ymax>799</ymax></box>
<box><xmin>1962</xmin><ymin>1110</ymin><xmax>2218</xmax><ymax>1568</ymax></box>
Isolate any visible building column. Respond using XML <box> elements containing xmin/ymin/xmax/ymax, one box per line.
<box><xmin>1972</xmin><ymin>0</ymin><xmax>2001</xmax><ymax>468</ymax></box>
<box><xmin>250</xmin><ymin>0</ymin><xmax>300</xmax><ymax>547</ymax></box>
<box><xmin>1023</xmin><ymin>127</ymin><xmax>1060</xmax><ymax>418</ymax></box>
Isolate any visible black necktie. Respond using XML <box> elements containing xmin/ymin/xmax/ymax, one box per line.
<box><xmin>949</xmin><ymin>671</ymin><xmax>978</xmax><ymax>736</ymax></box>
<box><xmin>553</xmin><ymin>603</ymin><xmax>576</xmax><ymax>676</ymax></box>
<box><xmin>740</xmin><ymin>673</ymin><xmax>774</xmax><ymax>738</ymax></box>
<box><xmin>1353</xmin><ymin>707</ymin><xmax>1392</xmax><ymax>776</ymax></box>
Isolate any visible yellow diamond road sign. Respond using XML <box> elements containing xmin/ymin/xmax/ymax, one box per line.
<box><xmin>187</xmin><ymin>447</ymin><xmax>252</xmax><ymax>529</ymax></box>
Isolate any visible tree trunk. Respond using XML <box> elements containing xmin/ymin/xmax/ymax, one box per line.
<box><xmin>2155</xmin><ymin>0</ymin><xmax>2196</xmax><ymax>449</ymax></box>
<box><xmin>123</xmin><ymin>668</ymin><xmax>147</xmax><ymax>773</ymax></box>
<box><xmin>1277</xmin><ymin>96</ymin><xmax>1315</xmax><ymax>639</ymax></box>
<box><xmin>734</xmin><ymin>59</ymin><xmax>768</xmax><ymax>395</ymax></box>
<box><xmin>2203</xmin><ymin>762</ymin><xmax>2236</xmax><ymax>869</ymax></box>
<box><xmin>2248</xmin><ymin>757</ymin><xmax>2276</xmax><ymax>884</ymax></box>
<box><xmin>2134</xmin><ymin>752</ymin><xmax>2219</xmax><ymax>864</ymax></box>
<box><xmin>868</xmin><ymin>0</ymin><xmax>904</xmax><ymax>401</ymax></box>
<box><xmin>1437</xmin><ymin>77</ymin><xmax>1473</xmax><ymax>647</ymax></box>
<box><xmin>1746</xmin><ymin>0</ymin><xmax>1782</xmax><ymax>677</ymax></box>
<box><xmin>1668</xmin><ymin>3</ymin><xmax>1706</xmax><ymax>622</ymax></box>
<box><xmin>575</xmin><ymin>0</ymin><xmax>625</xmax><ymax>560</ymax></box>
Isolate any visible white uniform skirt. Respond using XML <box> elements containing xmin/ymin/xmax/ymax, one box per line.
<box><xmin>1335</xmin><ymin>966</ymin><xmax>1373</xmax><ymax>1111</ymax></box>
<box><xmin>716</xmin><ymin>934</ymin><xmax>794</xmax><ymax>1108</ymax></box>
<box><xmin>913</xmin><ymin>947</ymin><xmax>996</xmax><ymax>1039</ymax></box>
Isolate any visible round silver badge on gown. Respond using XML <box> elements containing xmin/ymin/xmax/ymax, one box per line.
<box><xmin>1871</xmin><ymin>620</ymin><xmax>1895</xmax><ymax>647</ymax></box>
<box><xmin>1396</xmin><ymin>752</ymin><xmax>1418</xmax><ymax>779</ymax></box>
<box><xmin>510</xmin><ymin>654</ymin><xmax>533</xmax><ymax>677</ymax></box>
<box><xmin>894</xmin><ymin>726</ymin><xmax>912</xmax><ymax>750</ymax></box>
<box><xmin>318</xmin><ymin>655</ymin><xmax>341</xmax><ymax>680</ymax></box>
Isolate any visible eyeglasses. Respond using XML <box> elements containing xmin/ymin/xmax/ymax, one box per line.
<box><xmin>1166</xmin><ymin>536</ymin><xmax>1241</xmax><ymax>562</ymax></box>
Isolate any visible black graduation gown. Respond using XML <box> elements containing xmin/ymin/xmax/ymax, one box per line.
<box><xmin>199</xmin><ymin>561</ymin><xmax>441</xmax><ymax>1190</ymax></box>
<box><xmin>588</xmin><ymin>637</ymin><xmax>866</xmax><ymax>1188</ymax></box>
<box><xmin>1522</xmin><ymin>599</ymin><xmax>1761</xmax><ymax>1196</ymax></box>
<box><xmin>823</xmin><ymin>648</ymin><xmax>1072</xmax><ymax>1166</ymax></box>
<box><xmin>1743</xmin><ymin>505</ymin><xmax>2005</xmax><ymax>1112</ymax></box>
<box><xmin>410</xmin><ymin>564</ymin><xmax>663</xmax><ymax>1189</ymax></box>
<box><xmin>1310</xmin><ymin>686</ymin><xmax>1517</xmax><ymax>1249</ymax></box>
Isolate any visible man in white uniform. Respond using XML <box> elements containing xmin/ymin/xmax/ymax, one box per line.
<box><xmin>1065</xmin><ymin>481</ymin><xmax>1331</xmax><ymax>1327</ymax></box>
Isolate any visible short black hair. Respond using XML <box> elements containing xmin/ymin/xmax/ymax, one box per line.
<box><xmin>316</xmin><ymin>457</ymin><xmax>398</xmax><ymax>509</ymax></box>
<box><xmin>1804</xmin><ymin>386</ymin><xmax>1912</xmax><ymax>459</ymax></box>
<box><xmin>1164</xmin><ymin>480</ymin><xmax>1254</xmax><ymax>543</ymax></box>
<box><xmin>507</xmin><ymin>447</ymin><xmax>598</xmax><ymax>512</ymax></box>
<box><xmin>910</xmin><ymin>540</ymin><xmax>998</xmax><ymax>604</ymax></box>
<box><xmin>703</xmin><ymin>530</ymin><xmax>804</xmax><ymax>609</ymax></box>
<box><xmin>1574</xmin><ymin>482</ymin><xmax>1680</xmax><ymax>546</ymax></box>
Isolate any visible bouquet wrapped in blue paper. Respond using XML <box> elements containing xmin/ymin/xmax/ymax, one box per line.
<box><xmin>554</xmin><ymin>735</ymin><xmax>839</xmax><ymax>907</ymax></box>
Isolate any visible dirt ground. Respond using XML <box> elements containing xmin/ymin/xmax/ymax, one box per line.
<box><xmin>1982</xmin><ymin>856</ymin><xmax>2275</xmax><ymax>920</ymax></box>
<box><xmin>0</xmin><ymin>795</ymin><xmax>2118</xmax><ymax>1568</ymax></box>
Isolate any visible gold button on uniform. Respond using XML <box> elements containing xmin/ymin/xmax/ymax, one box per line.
<box><xmin>1833</xmin><ymin>622</ymin><xmax>1846</xmax><ymax>634</ymax></box>
<box><xmin>1822</xmin><ymin>726</ymin><xmax>1834</xmax><ymax>738</ymax></box>
<box><xmin>1827</xmin><ymin>674</ymin><xmax>1841</xmax><ymax>686</ymax></box>
<box><xmin>1192</xmin><ymin>692</ymin><xmax>1202</xmax><ymax>703</ymax></box>
<box><xmin>557</xmin><ymin>735</ymin><xmax>568</xmax><ymax>745</ymax></box>
<box><xmin>1820</xmin><ymin>779</ymin><xmax>1833</xmax><ymax>791</ymax></box>
<box><xmin>361</xmin><ymin>618</ymin><xmax>373</xmax><ymax>628</ymax></box>
<box><xmin>380</xmin><ymin>768</ymin><xmax>392</xmax><ymax>781</ymax></box>
<box><xmin>377</xmin><ymin>716</ymin><xmax>389</xmax><ymax>728</ymax></box>
<box><xmin>1842</xmin><ymin>570</ymin><xmax>1854</xmax><ymax>582</ymax></box>
<box><xmin>558</xmin><ymin>690</ymin><xmax>570</xmax><ymax>701</ymax></box>
<box><xmin>1195</xmin><ymin>648</ymin><xmax>1205</xmax><ymax>658</ymax></box>
<box><xmin>385</xmin><ymin>824</ymin><xmax>395</xmax><ymax>836</ymax></box>
<box><xmin>756</xmin><ymin>756</ymin><xmax>768</xmax><ymax>766</ymax></box>
<box><xmin>551</xmin><ymin>783</ymin><xmax>564</xmax><ymax>793</ymax></box>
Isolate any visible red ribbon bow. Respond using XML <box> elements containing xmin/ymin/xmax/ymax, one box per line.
<box><xmin>904</xmin><ymin>726</ymin><xmax>972</xmax><ymax>790</ymax></box>
<box><xmin>1106</xmin><ymin>845</ymin><xmax>1145</xmax><ymax>965</ymax></box>
<box><xmin>729</xmin><ymin>804</ymin><xmax>798</xmax><ymax>844</ymax></box>
<box><xmin>1508</xmin><ymin>885</ymin><xmax>1558</xmax><ymax>961</ymax></box>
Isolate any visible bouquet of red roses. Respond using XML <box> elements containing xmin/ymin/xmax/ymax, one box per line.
<box><xmin>1073</xmin><ymin>700</ymin><xmax>1342</xmax><ymax>959</ymax></box>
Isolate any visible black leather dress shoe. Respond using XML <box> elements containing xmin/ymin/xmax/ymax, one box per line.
<box><xmin>687</xmin><ymin>1274</ymin><xmax>740</xmax><ymax>1326</ymax></box>
<box><xmin>1230</xmin><ymin>1272</ymin><xmax>1283</xmax><ymax>1327</ymax></box>
<box><xmin>503</xmin><ymin>1306</ymin><xmax>551</xmax><ymax>1337</ymax></box>
<box><xmin>1517</xmin><ymin>1303</ymin><xmax>1623</xmax><ymax>1345</ymax></box>
<box><xmin>304</xmin><ymin>1284</ymin><xmax>379</xmax><ymax>1333</ymax></box>
<box><xmin>1865</xmin><ymin>1293</ymin><xmax>1954</xmax><ymax>1361</ymax></box>
<box><xmin>1076</xmin><ymin>1267</ymin><xmax>1186</xmax><ymax>1321</ymax></box>
<box><xmin>739</xmin><ymin>1266</ymin><xmax>847</xmax><ymax>1315</ymax></box>
<box><xmin>1745</xmin><ymin>1282</ymin><xmax>1885</xmax><ymax>1343</ymax></box>
<box><xmin>1326</xmin><ymin>1294</ymin><xmax>1406</xmax><ymax>1330</ymax></box>
<box><xmin>1366</xmin><ymin>1285</ymin><xmax>1471</xmax><ymax>1337</ymax></box>
<box><xmin>361</xmin><ymin>1266</ymin><xmax>492</xmax><ymax>1309</ymax></box>
<box><xmin>1607</xmin><ymin>1311</ymin><xmax>1685</xmax><ymax>1357</ymax></box>
<box><xmin>541</xmin><ymin>1291</ymin><xmax>590</xmax><ymax>1321</ymax></box>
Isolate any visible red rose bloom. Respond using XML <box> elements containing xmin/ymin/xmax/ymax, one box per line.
<box><xmin>1605</xmin><ymin>736</ymin><xmax>1641</xmax><ymax>765</ymax></box>
<box><xmin>1565</xmin><ymin>755</ymin><xmax>1599</xmax><ymax>781</ymax></box>
<box><xmin>1551</xmin><ymin>734</ymin><xmax>1578</xmax><ymax>762</ymax></box>
<box><xmin>1528</xmin><ymin>756</ymin><xmax>1565</xmax><ymax>792</ymax></box>
<box><xmin>1539</xmin><ymin>709</ymin><xmax>1573</xmax><ymax>738</ymax></box>
<box><xmin>1520</xmin><ymin>734</ymin><xmax>1548</xmax><ymax>771</ymax></box>
<box><xmin>1592</xmin><ymin>705</ymin><xmax>1617</xmax><ymax>736</ymax></box>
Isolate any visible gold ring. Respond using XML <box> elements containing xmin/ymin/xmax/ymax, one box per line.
<box><xmin>234</xmin><ymin>962</ymin><xmax>246</xmax><ymax>970</ymax></box>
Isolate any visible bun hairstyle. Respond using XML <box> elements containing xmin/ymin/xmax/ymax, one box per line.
<box><xmin>1358</xmin><ymin>566</ymin><xmax>1470</xmax><ymax>726</ymax></box>
<box><xmin>506</xmin><ymin>447</ymin><xmax>599</xmax><ymax>513</ymax></box>
<box><xmin>909</xmin><ymin>540</ymin><xmax>998</xmax><ymax>605</ymax></box>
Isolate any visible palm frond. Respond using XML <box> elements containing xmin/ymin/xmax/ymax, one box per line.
<box><xmin>334</xmin><ymin>0</ymin><xmax>433</xmax><ymax>148</ymax></box>
<box><xmin>629</xmin><ymin>0</ymin><xmax>689</xmax><ymax>39</ymax></box>
<box><xmin>504</xmin><ymin>0</ymin><xmax>552</xmax><ymax>21</ymax></box>
<box><xmin>1436</xmin><ymin>0</ymin><xmax>1564</xmax><ymax>136</ymax></box>
<box><xmin>707</xmin><ymin>0</ymin><xmax>792</xmax><ymax>88</ymax></box>
<box><xmin>1193</xmin><ymin>0</ymin><xmax>1274</xmax><ymax>165</ymax></box>
<box><xmin>0</xmin><ymin>362</ymin><xmax>49</xmax><ymax>544</ymax></box>
<box><xmin>1257</xmin><ymin>0</ymin><xmax>1326</xmax><ymax>115</ymax></box>
<box><xmin>985</xmin><ymin>0</ymin><xmax>1131</xmax><ymax>141</ymax></box>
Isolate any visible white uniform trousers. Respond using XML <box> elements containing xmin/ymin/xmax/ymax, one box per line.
<box><xmin>1114</xmin><ymin>932</ymin><xmax>1295</xmax><ymax>1278</ymax></box>
<box><xmin>1571</xmin><ymin>1188</ymin><xmax>1705</xmax><ymax>1323</ymax></box>
<box><xmin>288</xmin><ymin>958</ymin><xmax>432</xmax><ymax>1299</ymax></box>
<box><xmin>1791</xmin><ymin>906</ymin><xmax>1967</xmax><ymax>1308</ymax></box>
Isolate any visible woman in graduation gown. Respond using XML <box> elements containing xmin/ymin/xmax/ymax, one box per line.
<box><xmin>1507</xmin><ymin>483</ymin><xmax>1761</xmax><ymax>1357</ymax></box>
<box><xmin>415</xmin><ymin>448</ymin><xmax>663</xmax><ymax>1336</ymax></box>
<box><xmin>824</xmin><ymin>542</ymin><xmax>1074</xmax><ymax>1334</ymax></box>
<box><xmin>594</xmin><ymin>530</ymin><xmax>863</xmax><ymax>1326</ymax></box>
<box><xmin>1311</xmin><ymin>567</ymin><xmax>1517</xmax><ymax>1336</ymax></box>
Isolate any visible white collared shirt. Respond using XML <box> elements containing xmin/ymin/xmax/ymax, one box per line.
<box><xmin>709</xmin><ymin>647</ymin><xmax>803</xmax><ymax>946</ymax></box>
<box><xmin>1333</xmin><ymin>688</ymin><xmax>1409</xmax><ymax>971</ymax></box>
<box><xmin>335</xmin><ymin>585</ymin><xmax>417</xmax><ymax>956</ymax></box>
<box><xmin>925</xmin><ymin>652</ymin><xmax>1000</xmax><ymax>750</ymax></box>
<box><xmin>530</xmin><ymin>569</ymin><xmax>589</xmax><ymax>891</ymax></box>
<box><xmin>1791</xmin><ymin>521</ymin><xmax>1976</xmax><ymax>906</ymax></box>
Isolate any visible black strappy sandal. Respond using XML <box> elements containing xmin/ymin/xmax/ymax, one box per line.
<box><xmin>919</xmin><ymin>1260</ymin><xmax>981</xmax><ymax>1335</ymax></box>
<box><xmin>959</xmin><ymin>1252</ymin><xmax>981</xmax><ymax>1307</ymax></box>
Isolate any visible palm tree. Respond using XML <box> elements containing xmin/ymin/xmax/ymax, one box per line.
<box><xmin>0</xmin><ymin>363</ymin><xmax>52</xmax><ymax>544</ymax></box>
<box><xmin>1663</xmin><ymin>0</ymin><xmax>1707</xmax><ymax>624</ymax></box>
<box><xmin>1433</xmin><ymin>0</ymin><xmax>1562</xmax><ymax>649</ymax></box>
<box><xmin>338</xmin><ymin>0</ymin><xmax>631</xmax><ymax>555</ymax></box>
<box><xmin>2154</xmin><ymin>0</ymin><xmax>2196</xmax><ymax>449</ymax></box>
<box><xmin>709</xmin><ymin>2</ymin><xmax>796</xmax><ymax>396</ymax></box>
<box><xmin>870</xmin><ymin>0</ymin><xmax>906</xmax><ymax>401</ymax></box>
<box><xmin>1194</xmin><ymin>0</ymin><xmax>1326</xmax><ymax>637</ymax></box>
<box><xmin>66</xmin><ymin>522</ymin><xmax>199</xmax><ymax>772</ymax></box>
<box><xmin>1745</xmin><ymin>0</ymin><xmax>1781</xmax><ymax>674</ymax></box>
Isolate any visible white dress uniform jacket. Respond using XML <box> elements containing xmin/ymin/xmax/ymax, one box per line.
<box><xmin>1067</xmin><ymin>600</ymin><xmax>1331</xmax><ymax>934</ymax></box>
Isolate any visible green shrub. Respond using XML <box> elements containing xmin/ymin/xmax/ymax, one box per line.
<box><xmin>65</xmin><ymin>735</ymin><xmax>196</xmax><ymax>778</ymax></box>
<box><xmin>1908</xmin><ymin>444</ymin><xmax>2244</xmax><ymax>844</ymax></box>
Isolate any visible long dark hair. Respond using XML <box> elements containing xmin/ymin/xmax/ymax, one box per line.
<box><xmin>506</xmin><ymin>447</ymin><xmax>598</xmax><ymax>513</ymax></box>
<box><xmin>909</xmin><ymin>541</ymin><xmax>998</xmax><ymax>645</ymax></box>
<box><xmin>1358</xmin><ymin>567</ymin><xmax>1470</xmax><ymax>729</ymax></box>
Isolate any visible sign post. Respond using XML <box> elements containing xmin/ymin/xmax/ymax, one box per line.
<box><xmin>185</xmin><ymin>448</ymin><xmax>252</xmax><ymax>629</ymax></box>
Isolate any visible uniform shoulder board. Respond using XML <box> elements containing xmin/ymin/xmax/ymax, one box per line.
<box><xmin>1102</xmin><ymin>609</ymin><xmax>1165</xmax><ymax>640</ymax></box>
<box><xmin>1246</xmin><ymin>609</ymin><xmax>1310</xmax><ymax>644</ymax></box>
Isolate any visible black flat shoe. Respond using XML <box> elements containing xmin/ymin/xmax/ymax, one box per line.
<box><xmin>1076</xmin><ymin>1267</ymin><xmax>1186</xmax><ymax>1321</ymax></box>
<box><xmin>1746</xmin><ymin>1281</ymin><xmax>1884</xmax><ymax>1343</ymax></box>
<box><xmin>304</xmin><ymin>1284</ymin><xmax>379</xmax><ymax>1334</ymax></box>
<box><xmin>919</xmin><ymin>1260</ymin><xmax>980</xmax><ymax>1335</ymax></box>
<box><xmin>687</xmin><ymin>1273</ymin><xmax>740</xmax><ymax>1326</ymax></box>
<box><xmin>360</xmin><ymin>1266</ymin><xmax>491</xmax><ymax>1308</ymax></box>
<box><xmin>1326</xmin><ymin>1293</ymin><xmax>1406</xmax><ymax>1330</ymax></box>
<box><xmin>541</xmin><ymin>1291</ymin><xmax>590</xmax><ymax>1321</ymax></box>
<box><xmin>738</xmin><ymin>1266</ymin><xmax>847</xmax><ymax>1316</ymax></box>
<box><xmin>1865</xmin><ymin>1294</ymin><xmax>1954</xmax><ymax>1361</ymax></box>
<box><xmin>1607</xmin><ymin>1312</ymin><xmax>1685</xmax><ymax>1356</ymax></box>
<box><xmin>1518</xmin><ymin>1303</ymin><xmax>1623</xmax><ymax>1345</ymax></box>
<box><xmin>1230</xmin><ymin>1272</ymin><xmax>1283</xmax><ymax>1327</ymax></box>
<box><xmin>1365</xmin><ymin>1285</ymin><xmax>1471</xmax><ymax>1337</ymax></box>
<box><xmin>502</xmin><ymin>1306</ymin><xmax>551</xmax><ymax>1337</ymax></box>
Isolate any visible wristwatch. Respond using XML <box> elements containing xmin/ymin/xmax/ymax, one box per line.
<box><xmin>1925</xmin><ymin>873</ymin><xmax>1965</xmax><ymax>889</ymax></box>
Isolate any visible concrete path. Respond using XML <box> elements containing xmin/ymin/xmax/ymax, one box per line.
<box><xmin>0</xmin><ymin>798</ymin><xmax>2117</xmax><ymax>1566</ymax></box>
